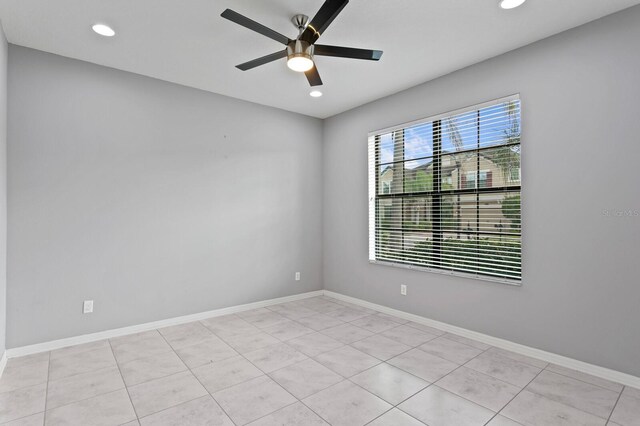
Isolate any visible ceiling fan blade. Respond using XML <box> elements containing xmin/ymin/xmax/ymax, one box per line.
<box><xmin>305</xmin><ymin>66</ymin><xmax>323</xmax><ymax>86</ymax></box>
<box><xmin>300</xmin><ymin>0</ymin><xmax>349</xmax><ymax>44</ymax></box>
<box><xmin>314</xmin><ymin>45</ymin><xmax>383</xmax><ymax>61</ymax></box>
<box><xmin>221</xmin><ymin>9</ymin><xmax>290</xmax><ymax>45</ymax></box>
<box><xmin>236</xmin><ymin>50</ymin><xmax>288</xmax><ymax>71</ymax></box>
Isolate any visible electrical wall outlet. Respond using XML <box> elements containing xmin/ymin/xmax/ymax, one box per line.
<box><xmin>295</xmin><ymin>272</ymin><xmax>301</xmax><ymax>281</ymax></box>
<box><xmin>83</xmin><ymin>300</ymin><xmax>94</xmax><ymax>314</ymax></box>
<box><xmin>400</xmin><ymin>285</ymin><xmax>407</xmax><ymax>296</ymax></box>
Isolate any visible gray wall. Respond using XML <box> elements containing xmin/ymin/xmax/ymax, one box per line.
<box><xmin>323</xmin><ymin>6</ymin><xmax>640</xmax><ymax>376</ymax></box>
<box><xmin>7</xmin><ymin>46</ymin><xmax>323</xmax><ymax>348</ymax></box>
<box><xmin>0</xmin><ymin>23</ymin><xmax>7</xmax><ymax>357</ymax></box>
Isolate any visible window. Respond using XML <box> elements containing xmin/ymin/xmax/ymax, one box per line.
<box><xmin>368</xmin><ymin>95</ymin><xmax>522</xmax><ymax>283</ymax></box>
<box><xmin>465</xmin><ymin>170</ymin><xmax>492</xmax><ymax>189</ymax></box>
<box><xmin>508</xmin><ymin>167</ymin><xmax>521</xmax><ymax>182</ymax></box>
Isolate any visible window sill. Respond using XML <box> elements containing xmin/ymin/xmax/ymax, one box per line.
<box><xmin>368</xmin><ymin>259</ymin><xmax>522</xmax><ymax>287</ymax></box>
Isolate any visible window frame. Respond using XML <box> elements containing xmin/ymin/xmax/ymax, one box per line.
<box><xmin>368</xmin><ymin>94</ymin><xmax>522</xmax><ymax>286</ymax></box>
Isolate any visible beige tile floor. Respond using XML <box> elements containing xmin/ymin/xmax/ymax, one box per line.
<box><xmin>0</xmin><ymin>295</ymin><xmax>638</xmax><ymax>425</ymax></box>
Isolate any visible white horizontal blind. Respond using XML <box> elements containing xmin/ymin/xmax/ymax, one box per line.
<box><xmin>368</xmin><ymin>95</ymin><xmax>522</xmax><ymax>282</ymax></box>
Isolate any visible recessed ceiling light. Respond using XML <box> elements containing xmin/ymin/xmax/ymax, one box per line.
<box><xmin>92</xmin><ymin>24</ymin><xmax>115</xmax><ymax>37</ymax></box>
<box><xmin>310</xmin><ymin>90</ymin><xmax>323</xmax><ymax>98</ymax></box>
<box><xmin>499</xmin><ymin>0</ymin><xmax>526</xmax><ymax>9</ymax></box>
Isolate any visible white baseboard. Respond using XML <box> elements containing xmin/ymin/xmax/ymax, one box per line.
<box><xmin>6</xmin><ymin>288</ymin><xmax>639</xmax><ymax>390</ymax></box>
<box><xmin>0</xmin><ymin>351</ymin><xmax>6</xmax><ymax>379</ymax></box>
<box><xmin>6</xmin><ymin>290</ymin><xmax>323</xmax><ymax>359</ymax></box>
<box><xmin>323</xmin><ymin>290</ymin><xmax>640</xmax><ymax>389</ymax></box>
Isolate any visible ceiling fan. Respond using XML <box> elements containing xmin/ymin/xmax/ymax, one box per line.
<box><xmin>220</xmin><ymin>0</ymin><xmax>383</xmax><ymax>87</ymax></box>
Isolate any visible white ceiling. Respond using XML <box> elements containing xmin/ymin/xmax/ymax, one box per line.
<box><xmin>1</xmin><ymin>0</ymin><xmax>638</xmax><ymax>118</ymax></box>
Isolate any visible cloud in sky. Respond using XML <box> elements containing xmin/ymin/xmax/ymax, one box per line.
<box><xmin>377</xmin><ymin>101</ymin><xmax>520</xmax><ymax>165</ymax></box>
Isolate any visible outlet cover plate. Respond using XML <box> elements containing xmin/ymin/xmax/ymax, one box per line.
<box><xmin>83</xmin><ymin>300</ymin><xmax>94</xmax><ymax>314</ymax></box>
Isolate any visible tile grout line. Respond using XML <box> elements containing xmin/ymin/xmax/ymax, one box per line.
<box><xmin>605</xmin><ymin>386</ymin><xmax>624</xmax><ymax>425</ymax></box>
<box><xmin>0</xmin><ymin>357</ymin><xmax>51</xmax><ymax>395</ymax></box>
<box><xmin>142</xmin><ymin>299</ymin><xmax>640</xmax><ymax>424</ymax></box>
<box><xmin>486</xmin><ymin>347</ymin><xmax>549</xmax><ymax>370</ymax></box>
<box><xmin>322</xmin><ymin>295</ymin><xmax>612</xmax><ymax>423</ymax></box>
<box><xmin>0</xmin><ymin>354</ymin><xmax>54</xmax><ymax>426</ymax></box>
<box><xmin>521</xmin><ymin>380</ymin><xmax>622</xmax><ymax>422</ymax></box>
<box><xmin>107</xmin><ymin>338</ymin><xmax>140</xmax><ymax>423</ymax></box>
<box><xmin>173</xmin><ymin>298</ymin><xmax>581</xmax><ymax>425</ymax></box>
<box><xmin>388</xmin><ymin>341</ymin><xmax>498</xmax><ymax>419</ymax></box>
<box><xmin>7</xmin><ymin>302</ymin><xmax>394</xmax><ymax>425</ymax></box>
<box><xmin>230</xmin><ymin>301</ymin><xmax>344</xmax><ymax>419</ymax></box>
<box><xmin>196</xmin><ymin>311</ymin><xmax>335</xmax><ymax>424</ymax></box>
<box><xmin>296</xmin><ymin>379</ymin><xmax>367</xmax><ymax>426</ymax></box>
<box><xmin>348</xmin><ymin>360</ymin><xmax>434</xmax><ymax>426</ymax></box>
<box><xmin>0</xmin><ymin>304</ymin><xmax>448</xmax><ymax>426</ymax></box>
<box><xmin>38</xmin><ymin>343</ymin><xmax>118</xmax><ymax>384</ymax></box>
<box><xmin>116</xmin><ymin>353</ymin><xmax>185</xmax><ymax>388</ymax></box>
<box><xmin>363</xmin><ymin>385</ymin><xmax>429</xmax><ymax>426</ymax></box>
<box><xmin>0</xmin><ymin>411</ymin><xmax>45</xmax><ymax>426</ymax></box>
<box><xmin>304</xmin><ymin>315</ymin><xmax>493</xmax><ymax>424</ymax></box>
<box><xmin>320</xmin><ymin>324</ymin><xmax>438</xmax><ymax>424</ymax></box>
<box><xmin>156</xmin><ymin>306</ymin><xmax>461</xmax><ymax>426</ymax></box>
<box><xmin>41</xmin><ymin>351</ymin><xmax>51</xmax><ymax>425</ymax></box>
<box><xmin>6</xmin><ymin>297</ymin><xmax>633</xmax><ymax>426</ymax></box>
<box><xmin>459</xmin><ymin>350</ymin><xmax>542</xmax><ymax>389</ymax></box>
<box><xmin>423</xmin><ymin>344</ymin><xmax>515</xmax><ymax>425</ymax></box>
<box><xmin>541</xmin><ymin>364</ymin><xmax>624</xmax><ymax>393</ymax></box>
<box><xmin>37</xmin><ymin>364</ymin><xmax>130</xmax><ymax>414</ymax></box>
<box><xmin>610</xmin><ymin>386</ymin><xmax>627</xmax><ymax>425</ymax></box>
<box><xmin>154</xmin><ymin>327</ymin><xmax>239</xmax><ymax>426</ymax></box>
<box><xmin>362</xmin><ymin>331</ymin><xmax>490</xmax><ymax>390</ymax></box>
<box><xmin>262</xmin><ymin>303</ymin><xmax>492</xmax><ymax>424</ymax></box>
<box><xmin>323</xmin><ymin>294</ymin><xmax>640</xmax><ymax>390</ymax></box>
<box><xmin>215</xmin><ymin>300</ymin><xmax>372</xmax><ymax>425</ymax></box>
<box><xmin>486</xmin><ymin>363</ymin><xmax>547</xmax><ymax>425</ymax></box>
<box><xmin>341</xmin><ymin>331</ymin><xmax>502</xmax><ymax>424</ymax></box>
<box><xmin>213</xmin><ymin>323</ymin><xmax>314</xmax><ymax>425</ymax></box>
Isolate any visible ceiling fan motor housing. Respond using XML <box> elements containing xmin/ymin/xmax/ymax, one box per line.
<box><xmin>287</xmin><ymin>39</ymin><xmax>314</xmax><ymax>62</ymax></box>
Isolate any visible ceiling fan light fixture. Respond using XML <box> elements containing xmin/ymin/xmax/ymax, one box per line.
<box><xmin>287</xmin><ymin>40</ymin><xmax>314</xmax><ymax>72</ymax></box>
<box><xmin>499</xmin><ymin>0</ymin><xmax>526</xmax><ymax>9</ymax></box>
<box><xmin>92</xmin><ymin>23</ymin><xmax>115</xmax><ymax>37</ymax></box>
<box><xmin>287</xmin><ymin>56</ymin><xmax>314</xmax><ymax>72</ymax></box>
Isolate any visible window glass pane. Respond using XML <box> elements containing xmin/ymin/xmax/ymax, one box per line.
<box><xmin>442</xmin><ymin>152</ymin><xmax>478</xmax><ymax>190</ymax></box>
<box><xmin>375</xmin><ymin>229</ymin><xmax>403</xmax><ymax>261</ymax></box>
<box><xmin>440</xmin><ymin>236</ymin><xmax>479</xmax><ymax>273</ymax></box>
<box><xmin>442</xmin><ymin>111</ymin><xmax>478</xmax><ymax>153</ymax></box>
<box><xmin>435</xmin><ymin>194</ymin><xmax>478</xmax><ymax>233</ymax></box>
<box><xmin>479</xmin><ymin>192</ymin><xmax>521</xmax><ymax>233</ymax></box>
<box><xmin>376</xmin><ymin>198</ymin><xmax>402</xmax><ymax>229</ymax></box>
<box><xmin>403</xmin><ymin>231</ymin><xmax>435</xmax><ymax>266</ymax></box>
<box><xmin>474</xmin><ymin>236</ymin><xmax>521</xmax><ymax>279</ymax></box>
<box><xmin>440</xmin><ymin>151</ymin><xmax>478</xmax><ymax>191</ymax></box>
<box><xmin>404</xmin><ymin>159</ymin><xmax>433</xmax><ymax>193</ymax></box>
<box><xmin>479</xmin><ymin>101</ymin><xmax>521</xmax><ymax>148</ymax></box>
<box><xmin>480</xmin><ymin>146</ymin><xmax>521</xmax><ymax>189</ymax></box>
<box><xmin>378</xmin><ymin>133</ymin><xmax>394</xmax><ymax>164</ymax></box>
<box><xmin>378</xmin><ymin>164</ymin><xmax>401</xmax><ymax>194</ymax></box>
<box><xmin>404</xmin><ymin>122</ymin><xmax>433</xmax><ymax>161</ymax></box>
<box><xmin>402</xmin><ymin>197</ymin><xmax>432</xmax><ymax>231</ymax></box>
